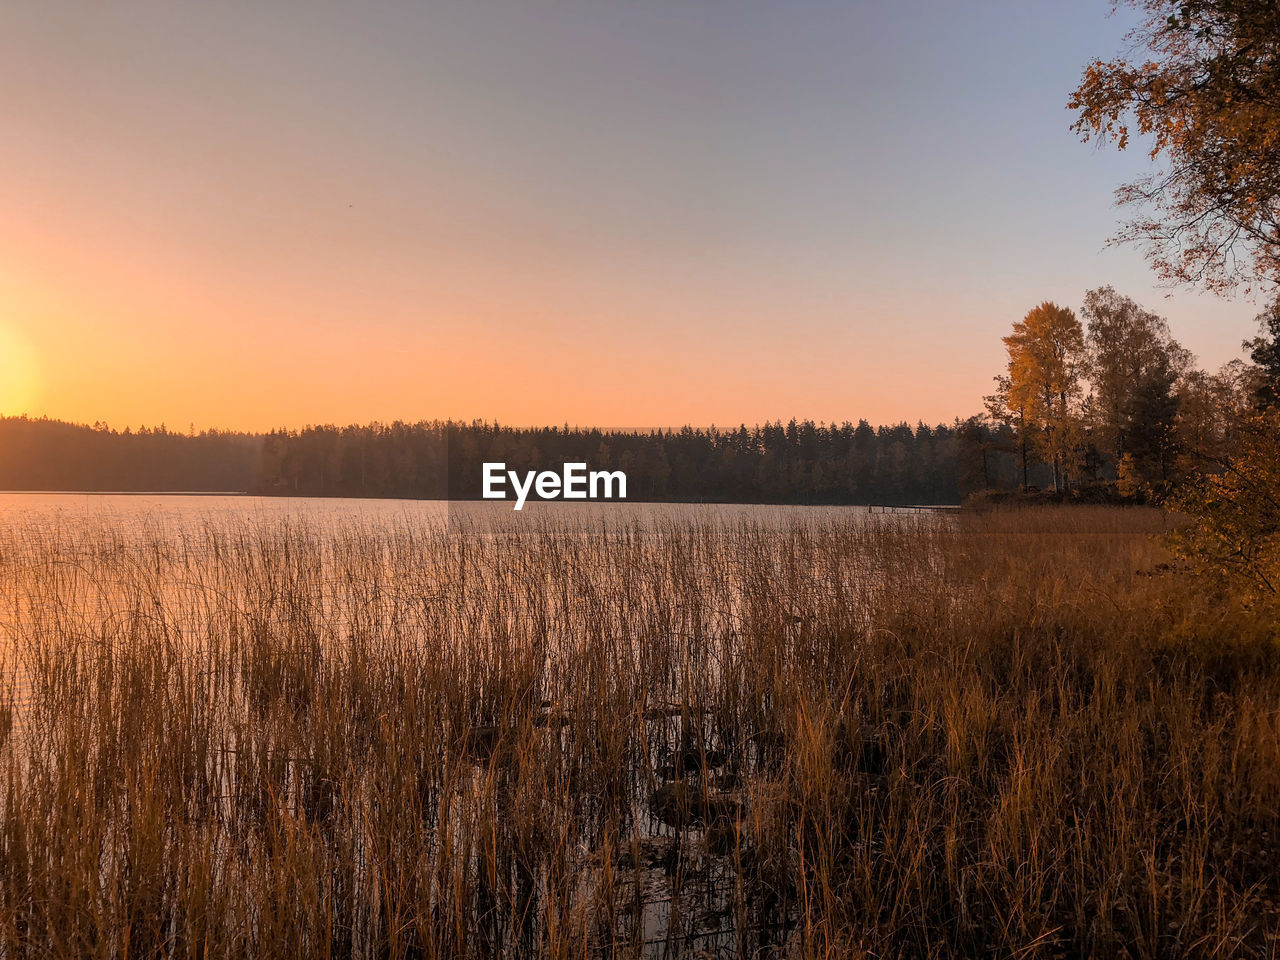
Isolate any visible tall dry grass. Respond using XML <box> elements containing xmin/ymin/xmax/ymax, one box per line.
<box><xmin>0</xmin><ymin>505</ymin><xmax>1276</xmax><ymax>958</ymax></box>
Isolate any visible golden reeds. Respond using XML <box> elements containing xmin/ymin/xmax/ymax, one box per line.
<box><xmin>0</xmin><ymin>506</ymin><xmax>1275</xmax><ymax>957</ymax></box>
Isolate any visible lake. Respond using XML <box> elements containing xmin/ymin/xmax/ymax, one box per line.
<box><xmin>0</xmin><ymin>492</ymin><xmax>900</xmax><ymax>531</ymax></box>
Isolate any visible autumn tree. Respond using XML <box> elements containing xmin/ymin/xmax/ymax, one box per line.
<box><xmin>1070</xmin><ymin>0</ymin><xmax>1280</xmax><ymax>299</ymax></box>
<box><xmin>1074</xmin><ymin>3</ymin><xmax>1280</xmax><ymax>596</ymax></box>
<box><xmin>1176</xmin><ymin>362</ymin><xmax>1241</xmax><ymax>465</ymax></box>
<box><xmin>1080</xmin><ymin>286</ymin><xmax>1193</xmax><ymax>488</ymax></box>
<box><xmin>1245</xmin><ymin>304</ymin><xmax>1280</xmax><ymax>410</ymax></box>
<box><xmin>1001</xmin><ymin>302</ymin><xmax>1087</xmax><ymax>491</ymax></box>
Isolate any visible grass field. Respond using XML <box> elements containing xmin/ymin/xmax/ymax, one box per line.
<box><xmin>0</xmin><ymin>506</ymin><xmax>1277</xmax><ymax>958</ymax></box>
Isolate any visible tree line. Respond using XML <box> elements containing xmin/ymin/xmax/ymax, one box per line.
<box><xmin>0</xmin><ymin>418</ymin><xmax>260</xmax><ymax>492</ymax></box>
<box><xmin>983</xmin><ymin>286</ymin><xmax>1278</xmax><ymax>500</ymax></box>
<box><xmin>0</xmin><ymin>416</ymin><xmax>1024</xmax><ymax>505</ymax></box>
<box><xmin>257</xmin><ymin>419</ymin><xmax>1015</xmax><ymax>504</ymax></box>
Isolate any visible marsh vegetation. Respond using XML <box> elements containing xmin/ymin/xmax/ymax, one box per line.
<box><xmin>0</xmin><ymin>505</ymin><xmax>1276</xmax><ymax>957</ymax></box>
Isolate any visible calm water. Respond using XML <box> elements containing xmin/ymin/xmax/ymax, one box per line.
<box><xmin>0</xmin><ymin>492</ymin><xmax>886</xmax><ymax>530</ymax></box>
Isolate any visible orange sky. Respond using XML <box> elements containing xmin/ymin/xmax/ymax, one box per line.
<box><xmin>0</xmin><ymin>1</ymin><xmax>1260</xmax><ymax>433</ymax></box>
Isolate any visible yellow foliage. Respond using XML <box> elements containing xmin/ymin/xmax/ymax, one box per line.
<box><xmin>1001</xmin><ymin>302</ymin><xmax>1086</xmax><ymax>488</ymax></box>
<box><xmin>1116</xmin><ymin>453</ymin><xmax>1144</xmax><ymax>499</ymax></box>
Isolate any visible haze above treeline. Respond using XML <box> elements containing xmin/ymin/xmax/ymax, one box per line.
<box><xmin>3</xmin><ymin>275</ymin><xmax>1272</xmax><ymax>507</ymax></box>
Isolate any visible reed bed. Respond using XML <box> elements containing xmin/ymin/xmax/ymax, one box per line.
<box><xmin>0</xmin><ymin>505</ymin><xmax>1276</xmax><ymax>958</ymax></box>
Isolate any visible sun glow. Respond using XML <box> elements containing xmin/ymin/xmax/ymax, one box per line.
<box><xmin>0</xmin><ymin>323</ymin><xmax>40</xmax><ymax>417</ymax></box>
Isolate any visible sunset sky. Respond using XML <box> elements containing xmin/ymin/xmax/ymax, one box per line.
<box><xmin>0</xmin><ymin>1</ymin><xmax>1263</xmax><ymax>431</ymax></box>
